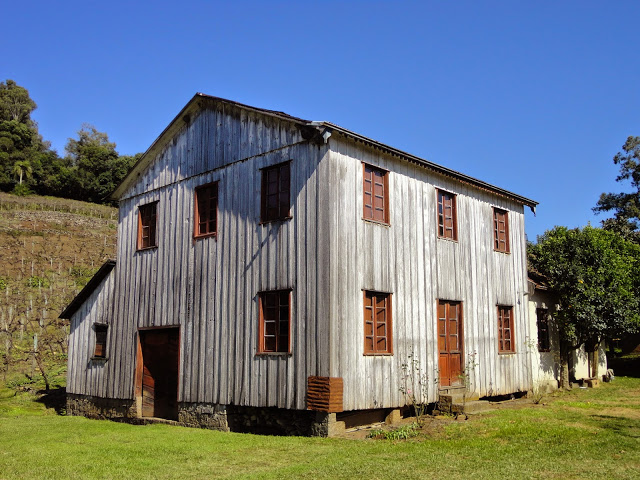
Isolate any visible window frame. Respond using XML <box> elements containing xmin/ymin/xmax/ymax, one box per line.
<box><xmin>363</xmin><ymin>290</ymin><xmax>393</xmax><ymax>356</ymax></box>
<box><xmin>257</xmin><ymin>290</ymin><xmax>292</xmax><ymax>355</ymax></box>
<box><xmin>194</xmin><ymin>181</ymin><xmax>219</xmax><ymax>240</ymax></box>
<box><xmin>497</xmin><ymin>305</ymin><xmax>515</xmax><ymax>354</ymax></box>
<box><xmin>362</xmin><ymin>163</ymin><xmax>390</xmax><ymax>225</ymax></box>
<box><xmin>493</xmin><ymin>207</ymin><xmax>510</xmax><ymax>253</ymax></box>
<box><xmin>536</xmin><ymin>308</ymin><xmax>551</xmax><ymax>352</ymax></box>
<box><xmin>260</xmin><ymin>161</ymin><xmax>292</xmax><ymax>224</ymax></box>
<box><xmin>93</xmin><ymin>323</ymin><xmax>108</xmax><ymax>359</ymax></box>
<box><xmin>436</xmin><ymin>189</ymin><xmax>458</xmax><ymax>241</ymax></box>
<box><xmin>137</xmin><ymin>201</ymin><xmax>158</xmax><ymax>250</ymax></box>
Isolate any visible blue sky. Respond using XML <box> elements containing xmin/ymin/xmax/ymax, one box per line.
<box><xmin>3</xmin><ymin>1</ymin><xmax>639</xmax><ymax>240</ymax></box>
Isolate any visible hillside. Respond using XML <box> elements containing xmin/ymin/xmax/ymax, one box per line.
<box><xmin>0</xmin><ymin>192</ymin><xmax>117</xmax><ymax>388</ymax></box>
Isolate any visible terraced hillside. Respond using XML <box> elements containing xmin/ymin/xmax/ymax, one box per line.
<box><xmin>0</xmin><ymin>192</ymin><xmax>117</xmax><ymax>388</ymax></box>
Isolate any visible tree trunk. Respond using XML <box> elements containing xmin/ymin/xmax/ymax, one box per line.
<box><xmin>592</xmin><ymin>343</ymin><xmax>599</xmax><ymax>379</ymax></box>
<box><xmin>559</xmin><ymin>341</ymin><xmax>571</xmax><ymax>389</ymax></box>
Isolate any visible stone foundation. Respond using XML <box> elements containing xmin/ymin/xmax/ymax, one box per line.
<box><xmin>66</xmin><ymin>393</ymin><xmax>339</xmax><ymax>436</ymax></box>
<box><xmin>227</xmin><ymin>405</ymin><xmax>331</xmax><ymax>436</ymax></box>
<box><xmin>179</xmin><ymin>402</ymin><xmax>229</xmax><ymax>431</ymax></box>
<box><xmin>67</xmin><ymin>393</ymin><xmax>136</xmax><ymax>420</ymax></box>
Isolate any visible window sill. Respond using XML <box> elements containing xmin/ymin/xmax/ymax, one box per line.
<box><xmin>136</xmin><ymin>246</ymin><xmax>158</xmax><ymax>252</ymax></box>
<box><xmin>91</xmin><ymin>356</ymin><xmax>108</xmax><ymax>362</ymax></box>
<box><xmin>259</xmin><ymin>216</ymin><xmax>293</xmax><ymax>225</ymax></box>
<box><xmin>256</xmin><ymin>352</ymin><xmax>292</xmax><ymax>357</ymax></box>
<box><xmin>194</xmin><ymin>232</ymin><xmax>217</xmax><ymax>241</ymax></box>
<box><xmin>493</xmin><ymin>249</ymin><xmax>511</xmax><ymax>255</ymax></box>
<box><xmin>362</xmin><ymin>218</ymin><xmax>390</xmax><ymax>227</ymax></box>
<box><xmin>437</xmin><ymin>236</ymin><xmax>458</xmax><ymax>243</ymax></box>
<box><xmin>363</xmin><ymin>352</ymin><xmax>393</xmax><ymax>356</ymax></box>
<box><xmin>498</xmin><ymin>351</ymin><xmax>516</xmax><ymax>355</ymax></box>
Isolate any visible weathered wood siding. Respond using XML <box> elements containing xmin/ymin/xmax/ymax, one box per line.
<box><xmin>327</xmin><ymin>134</ymin><xmax>533</xmax><ymax>411</ymax></box>
<box><xmin>69</xmin><ymin>105</ymin><xmax>332</xmax><ymax>410</ymax></box>
<box><xmin>68</xmin><ymin>100</ymin><xmax>535</xmax><ymax>413</ymax></box>
<box><xmin>67</xmin><ymin>270</ymin><xmax>116</xmax><ymax>397</ymax></box>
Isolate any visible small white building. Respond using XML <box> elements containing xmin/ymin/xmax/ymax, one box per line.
<box><xmin>528</xmin><ymin>277</ymin><xmax>607</xmax><ymax>392</ymax></box>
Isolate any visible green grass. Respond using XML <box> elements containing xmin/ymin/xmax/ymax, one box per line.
<box><xmin>1</xmin><ymin>378</ymin><xmax>639</xmax><ymax>479</ymax></box>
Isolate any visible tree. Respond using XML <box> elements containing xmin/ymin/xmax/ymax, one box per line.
<box><xmin>65</xmin><ymin>124</ymin><xmax>136</xmax><ymax>203</ymax></box>
<box><xmin>0</xmin><ymin>80</ymin><xmax>37</xmax><ymax>124</ymax></box>
<box><xmin>12</xmin><ymin>160</ymin><xmax>32</xmax><ymax>185</ymax></box>
<box><xmin>528</xmin><ymin>226</ymin><xmax>640</xmax><ymax>387</ymax></box>
<box><xmin>594</xmin><ymin>136</ymin><xmax>640</xmax><ymax>242</ymax></box>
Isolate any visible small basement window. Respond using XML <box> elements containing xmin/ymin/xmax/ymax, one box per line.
<box><xmin>93</xmin><ymin>324</ymin><xmax>108</xmax><ymax>359</ymax></box>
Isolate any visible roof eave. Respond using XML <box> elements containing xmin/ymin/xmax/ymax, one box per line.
<box><xmin>59</xmin><ymin>260</ymin><xmax>116</xmax><ymax>319</ymax></box>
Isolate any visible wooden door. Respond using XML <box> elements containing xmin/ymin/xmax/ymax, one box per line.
<box><xmin>139</xmin><ymin>329</ymin><xmax>179</xmax><ymax>420</ymax></box>
<box><xmin>438</xmin><ymin>300</ymin><xmax>463</xmax><ymax>387</ymax></box>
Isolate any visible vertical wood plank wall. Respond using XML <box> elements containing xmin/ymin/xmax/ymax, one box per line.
<box><xmin>67</xmin><ymin>102</ymin><xmax>534</xmax><ymax>412</ymax></box>
<box><xmin>67</xmin><ymin>272</ymin><xmax>116</xmax><ymax>397</ymax></box>
<box><xmin>327</xmin><ymin>135</ymin><xmax>532</xmax><ymax>411</ymax></box>
<box><xmin>68</xmin><ymin>105</ymin><xmax>332</xmax><ymax>409</ymax></box>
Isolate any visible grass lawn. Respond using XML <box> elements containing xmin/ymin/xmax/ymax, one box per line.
<box><xmin>1</xmin><ymin>379</ymin><xmax>639</xmax><ymax>480</ymax></box>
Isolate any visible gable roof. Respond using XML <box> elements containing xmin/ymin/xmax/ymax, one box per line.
<box><xmin>112</xmin><ymin>93</ymin><xmax>537</xmax><ymax>212</ymax></box>
<box><xmin>59</xmin><ymin>260</ymin><xmax>116</xmax><ymax>319</ymax></box>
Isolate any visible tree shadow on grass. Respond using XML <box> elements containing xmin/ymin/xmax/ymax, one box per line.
<box><xmin>35</xmin><ymin>386</ymin><xmax>66</xmax><ymax>415</ymax></box>
<box><xmin>590</xmin><ymin>415</ymin><xmax>640</xmax><ymax>439</ymax></box>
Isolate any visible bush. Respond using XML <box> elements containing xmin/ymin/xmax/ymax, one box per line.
<box><xmin>11</xmin><ymin>184</ymin><xmax>32</xmax><ymax>196</ymax></box>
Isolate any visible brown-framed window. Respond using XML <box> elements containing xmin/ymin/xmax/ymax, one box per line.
<box><xmin>536</xmin><ymin>308</ymin><xmax>550</xmax><ymax>352</ymax></box>
<box><xmin>261</xmin><ymin>162</ymin><xmax>291</xmax><ymax>223</ymax></box>
<box><xmin>497</xmin><ymin>305</ymin><xmax>515</xmax><ymax>353</ymax></box>
<box><xmin>437</xmin><ymin>189</ymin><xmax>457</xmax><ymax>240</ymax></box>
<box><xmin>258</xmin><ymin>290</ymin><xmax>291</xmax><ymax>354</ymax></box>
<box><xmin>363</xmin><ymin>164</ymin><xmax>389</xmax><ymax>224</ymax></box>
<box><xmin>94</xmin><ymin>324</ymin><xmax>108</xmax><ymax>358</ymax></box>
<box><xmin>137</xmin><ymin>202</ymin><xmax>158</xmax><ymax>250</ymax></box>
<box><xmin>363</xmin><ymin>291</ymin><xmax>392</xmax><ymax>355</ymax></box>
<box><xmin>493</xmin><ymin>207</ymin><xmax>510</xmax><ymax>253</ymax></box>
<box><xmin>194</xmin><ymin>182</ymin><xmax>218</xmax><ymax>238</ymax></box>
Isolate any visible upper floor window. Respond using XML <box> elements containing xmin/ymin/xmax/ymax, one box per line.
<box><xmin>258</xmin><ymin>290</ymin><xmax>291</xmax><ymax>354</ymax></box>
<box><xmin>437</xmin><ymin>189</ymin><xmax>457</xmax><ymax>240</ymax></box>
<box><xmin>363</xmin><ymin>164</ymin><xmax>389</xmax><ymax>224</ymax></box>
<box><xmin>363</xmin><ymin>291</ymin><xmax>392</xmax><ymax>355</ymax></box>
<box><xmin>137</xmin><ymin>202</ymin><xmax>158</xmax><ymax>250</ymax></box>
<box><xmin>261</xmin><ymin>162</ymin><xmax>291</xmax><ymax>223</ymax></box>
<box><xmin>536</xmin><ymin>308</ymin><xmax>550</xmax><ymax>352</ymax></box>
<box><xmin>93</xmin><ymin>324</ymin><xmax>108</xmax><ymax>358</ymax></box>
<box><xmin>497</xmin><ymin>305</ymin><xmax>515</xmax><ymax>354</ymax></box>
<box><xmin>493</xmin><ymin>207</ymin><xmax>510</xmax><ymax>253</ymax></box>
<box><xmin>194</xmin><ymin>182</ymin><xmax>218</xmax><ymax>239</ymax></box>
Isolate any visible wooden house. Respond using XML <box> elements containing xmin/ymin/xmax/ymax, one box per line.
<box><xmin>61</xmin><ymin>94</ymin><xmax>538</xmax><ymax>435</ymax></box>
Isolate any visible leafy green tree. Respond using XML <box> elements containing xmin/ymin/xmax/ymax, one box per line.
<box><xmin>594</xmin><ymin>136</ymin><xmax>640</xmax><ymax>242</ymax></box>
<box><xmin>0</xmin><ymin>80</ymin><xmax>37</xmax><ymax>124</ymax></box>
<box><xmin>65</xmin><ymin>124</ymin><xmax>137</xmax><ymax>203</ymax></box>
<box><xmin>528</xmin><ymin>226</ymin><xmax>640</xmax><ymax>387</ymax></box>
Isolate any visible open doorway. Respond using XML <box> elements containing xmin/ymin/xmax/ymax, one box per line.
<box><xmin>136</xmin><ymin>327</ymin><xmax>180</xmax><ymax>420</ymax></box>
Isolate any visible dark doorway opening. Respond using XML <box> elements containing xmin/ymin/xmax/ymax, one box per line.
<box><xmin>137</xmin><ymin>328</ymin><xmax>180</xmax><ymax>420</ymax></box>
